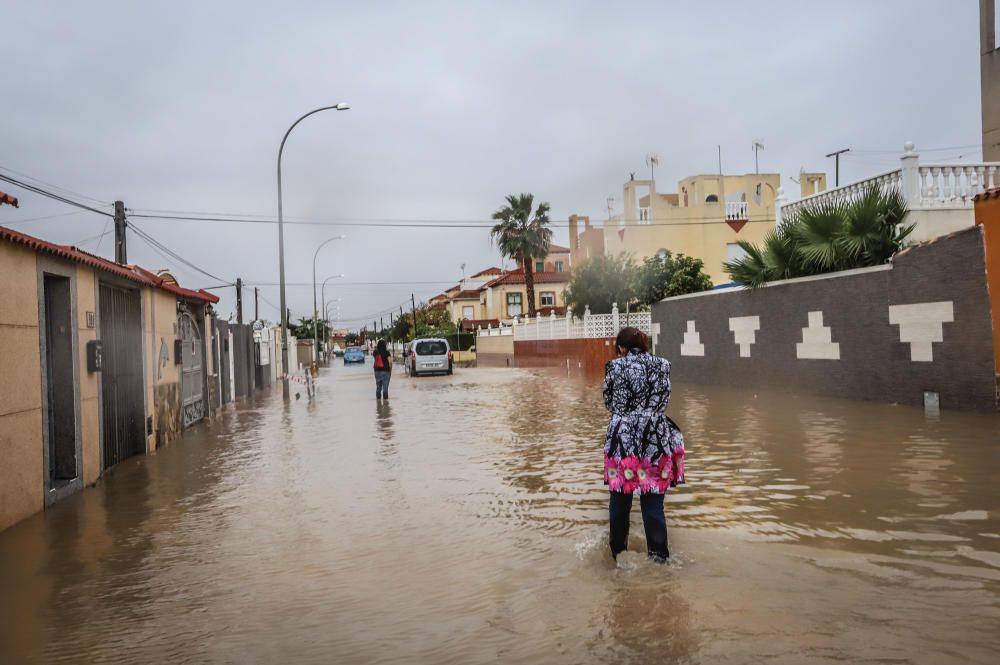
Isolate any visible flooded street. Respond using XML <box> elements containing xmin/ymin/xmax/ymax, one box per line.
<box><xmin>2</xmin><ymin>365</ymin><xmax>1000</xmax><ymax>664</ymax></box>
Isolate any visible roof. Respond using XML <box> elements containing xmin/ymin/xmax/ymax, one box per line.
<box><xmin>481</xmin><ymin>267</ymin><xmax>572</xmax><ymax>288</ymax></box>
<box><xmin>974</xmin><ymin>187</ymin><xmax>1000</xmax><ymax>201</ymax></box>
<box><xmin>0</xmin><ymin>191</ymin><xmax>18</xmax><ymax>208</ymax></box>
<box><xmin>0</xmin><ymin>225</ymin><xmax>219</xmax><ymax>303</ymax></box>
<box><xmin>470</xmin><ymin>266</ymin><xmax>503</xmax><ymax>278</ymax></box>
<box><xmin>547</xmin><ymin>244</ymin><xmax>570</xmax><ymax>253</ymax></box>
<box><xmin>451</xmin><ymin>289</ymin><xmax>483</xmax><ymax>300</ymax></box>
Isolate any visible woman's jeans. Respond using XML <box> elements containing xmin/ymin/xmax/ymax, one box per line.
<box><xmin>374</xmin><ymin>371</ymin><xmax>391</xmax><ymax>398</ymax></box>
<box><xmin>609</xmin><ymin>491</ymin><xmax>669</xmax><ymax>560</ymax></box>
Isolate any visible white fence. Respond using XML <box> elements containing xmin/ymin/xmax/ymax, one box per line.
<box><xmin>473</xmin><ymin>303</ymin><xmax>653</xmax><ymax>342</ymax></box>
<box><xmin>779</xmin><ymin>143</ymin><xmax>1000</xmax><ymax>222</ymax></box>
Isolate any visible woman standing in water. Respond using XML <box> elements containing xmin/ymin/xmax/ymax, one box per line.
<box><xmin>373</xmin><ymin>339</ymin><xmax>393</xmax><ymax>400</ymax></box>
<box><xmin>602</xmin><ymin>327</ymin><xmax>685</xmax><ymax>562</ymax></box>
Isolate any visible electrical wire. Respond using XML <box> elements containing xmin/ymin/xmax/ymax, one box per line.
<box><xmin>0</xmin><ymin>210</ymin><xmax>89</xmax><ymax>226</ymax></box>
<box><xmin>127</xmin><ymin>222</ymin><xmax>232</xmax><ymax>284</ymax></box>
<box><xmin>0</xmin><ymin>172</ymin><xmax>113</xmax><ymax>217</ymax></box>
<box><xmin>127</xmin><ymin>211</ymin><xmax>777</xmax><ymax>229</ymax></box>
<box><xmin>0</xmin><ymin>165</ymin><xmax>113</xmax><ymax>206</ymax></box>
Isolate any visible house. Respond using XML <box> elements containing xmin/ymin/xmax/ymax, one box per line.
<box><xmin>479</xmin><ymin>268</ymin><xmax>572</xmax><ymax>320</ymax></box>
<box><xmin>0</xmin><ymin>224</ymin><xmax>220</xmax><ymax>532</ymax></box>
<box><xmin>569</xmin><ymin>172</ymin><xmax>782</xmax><ymax>284</ymax></box>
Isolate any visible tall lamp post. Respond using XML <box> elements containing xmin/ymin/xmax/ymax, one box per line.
<box><xmin>324</xmin><ymin>298</ymin><xmax>342</xmax><ymax>331</ymax></box>
<box><xmin>276</xmin><ymin>102</ymin><xmax>350</xmax><ymax>399</ymax></box>
<box><xmin>321</xmin><ymin>273</ymin><xmax>345</xmax><ymax>331</ymax></box>
<box><xmin>313</xmin><ymin>239</ymin><xmax>346</xmax><ymax>363</ymax></box>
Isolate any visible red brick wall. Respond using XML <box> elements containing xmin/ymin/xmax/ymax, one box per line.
<box><xmin>514</xmin><ymin>338</ymin><xmax>617</xmax><ymax>372</ymax></box>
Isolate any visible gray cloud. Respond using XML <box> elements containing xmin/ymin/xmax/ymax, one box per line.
<box><xmin>1</xmin><ymin>0</ymin><xmax>982</xmax><ymax>325</ymax></box>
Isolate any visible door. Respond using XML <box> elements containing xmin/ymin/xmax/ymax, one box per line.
<box><xmin>43</xmin><ymin>274</ymin><xmax>77</xmax><ymax>484</ymax></box>
<box><xmin>99</xmin><ymin>283</ymin><xmax>145</xmax><ymax>470</ymax></box>
<box><xmin>179</xmin><ymin>310</ymin><xmax>205</xmax><ymax>427</ymax></box>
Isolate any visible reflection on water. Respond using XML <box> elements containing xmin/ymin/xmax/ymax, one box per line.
<box><xmin>1</xmin><ymin>366</ymin><xmax>999</xmax><ymax>663</ymax></box>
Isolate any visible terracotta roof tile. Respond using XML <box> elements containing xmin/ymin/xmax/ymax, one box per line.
<box><xmin>0</xmin><ymin>225</ymin><xmax>219</xmax><ymax>303</ymax></box>
<box><xmin>471</xmin><ymin>266</ymin><xmax>503</xmax><ymax>278</ymax></box>
<box><xmin>974</xmin><ymin>187</ymin><xmax>1000</xmax><ymax>201</ymax></box>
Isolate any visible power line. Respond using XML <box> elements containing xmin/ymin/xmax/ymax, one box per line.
<box><xmin>0</xmin><ymin>210</ymin><xmax>90</xmax><ymax>226</ymax></box>
<box><xmin>127</xmin><ymin>222</ymin><xmax>232</xmax><ymax>284</ymax></box>
<box><xmin>128</xmin><ymin>211</ymin><xmax>777</xmax><ymax>229</ymax></box>
<box><xmin>0</xmin><ymin>164</ymin><xmax>113</xmax><ymax>206</ymax></box>
<box><xmin>0</xmin><ymin>172</ymin><xmax>113</xmax><ymax>218</ymax></box>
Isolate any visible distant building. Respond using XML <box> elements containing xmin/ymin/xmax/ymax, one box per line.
<box><xmin>570</xmin><ymin>173</ymin><xmax>782</xmax><ymax>283</ymax></box>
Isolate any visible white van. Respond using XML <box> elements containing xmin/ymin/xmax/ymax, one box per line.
<box><xmin>409</xmin><ymin>338</ymin><xmax>452</xmax><ymax>376</ymax></box>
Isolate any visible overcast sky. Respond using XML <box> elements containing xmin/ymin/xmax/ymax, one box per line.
<box><xmin>1</xmin><ymin>1</ymin><xmax>982</xmax><ymax>327</ymax></box>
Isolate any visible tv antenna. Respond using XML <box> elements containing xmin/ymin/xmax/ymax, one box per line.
<box><xmin>752</xmin><ymin>139</ymin><xmax>764</xmax><ymax>174</ymax></box>
<box><xmin>645</xmin><ymin>153</ymin><xmax>659</xmax><ymax>181</ymax></box>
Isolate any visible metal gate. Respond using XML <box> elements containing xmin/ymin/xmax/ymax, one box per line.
<box><xmin>99</xmin><ymin>283</ymin><xmax>145</xmax><ymax>470</ymax></box>
<box><xmin>179</xmin><ymin>309</ymin><xmax>205</xmax><ymax>427</ymax></box>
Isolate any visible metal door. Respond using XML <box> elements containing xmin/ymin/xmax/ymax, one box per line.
<box><xmin>99</xmin><ymin>283</ymin><xmax>145</xmax><ymax>470</ymax></box>
<box><xmin>179</xmin><ymin>310</ymin><xmax>205</xmax><ymax>427</ymax></box>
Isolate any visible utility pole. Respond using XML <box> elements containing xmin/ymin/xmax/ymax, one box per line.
<box><xmin>113</xmin><ymin>200</ymin><xmax>127</xmax><ymax>264</ymax></box>
<box><xmin>235</xmin><ymin>278</ymin><xmax>243</xmax><ymax>324</ymax></box>
<box><xmin>411</xmin><ymin>294</ymin><xmax>418</xmax><ymax>337</ymax></box>
<box><xmin>825</xmin><ymin>148</ymin><xmax>850</xmax><ymax>186</ymax></box>
<box><xmin>254</xmin><ymin>287</ymin><xmax>259</xmax><ymax>322</ymax></box>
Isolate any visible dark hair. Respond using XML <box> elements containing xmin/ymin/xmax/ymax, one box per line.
<box><xmin>376</xmin><ymin>339</ymin><xmax>387</xmax><ymax>353</ymax></box>
<box><xmin>615</xmin><ymin>326</ymin><xmax>648</xmax><ymax>353</ymax></box>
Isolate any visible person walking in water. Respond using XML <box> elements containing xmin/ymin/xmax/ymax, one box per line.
<box><xmin>602</xmin><ymin>327</ymin><xmax>685</xmax><ymax>562</ymax></box>
<box><xmin>373</xmin><ymin>339</ymin><xmax>393</xmax><ymax>400</ymax></box>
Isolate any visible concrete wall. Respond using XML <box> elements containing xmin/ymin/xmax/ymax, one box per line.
<box><xmin>651</xmin><ymin>226</ymin><xmax>997</xmax><ymax>410</ymax></box>
<box><xmin>908</xmin><ymin>208</ymin><xmax>974</xmax><ymax>243</ymax></box>
<box><xmin>475</xmin><ymin>334</ymin><xmax>514</xmax><ymax>367</ymax></box>
<box><xmin>75</xmin><ymin>265</ymin><xmax>101</xmax><ymax>485</ymax></box>
<box><xmin>147</xmin><ymin>288</ymin><xmax>181</xmax><ymax>450</ymax></box>
<box><xmin>0</xmin><ymin>242</ymin><xmax>44</xmax><ymax>530</ymax></box>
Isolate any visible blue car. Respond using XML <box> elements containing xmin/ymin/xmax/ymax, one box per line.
<box><xmin>343</xmin><ymin>346</ymin><xmax>366</xmax><ymax>364</ymax></box>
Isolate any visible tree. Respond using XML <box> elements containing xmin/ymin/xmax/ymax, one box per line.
<box><xmin>345</xmin><ymin>331</ymin><xmax>360</xmax><ymax>345</ymax></box>
<box><xmin>564</xmin><ymin>253</ymin><xmax>638</xmax><ymax>317</ymax></box>
<box><xmin>633</xmin><ymin>249</ymin><xmax>713</xmax><ymax>306</ymax></box>
<box><xmin>291</xmin><ymin>316</ymin><xmax>327</xmax><ymax>342</ymax></box>
<box><xmin>724</xmin><ymin>184</ymin><xmax>913</xmax><ymax>288</ymax></box>
<box><xmin>490</xmin><ymin>193</ymin><xmax>553</xmax><ymax>318</ymax></box>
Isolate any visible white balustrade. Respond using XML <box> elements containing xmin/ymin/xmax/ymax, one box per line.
<box><xmin>780</xmin><ymin>143</ymin><xmax>1000</xmax><ymax>219</ymax></box>
<box><xmin>725</xmin><ymin>200</ymin><xmax>749</xmax><ymax>220</ymax></box>
<box><xmin>506</xmin><ymin>306</ymin><xmax>653</xmax><ymax>342</ymax></box>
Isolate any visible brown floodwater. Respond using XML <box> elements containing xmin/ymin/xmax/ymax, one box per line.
<box><xmin>1</xmin><ymin>365</ymin><xmax>999</xmax><ymax>664</ymax></box>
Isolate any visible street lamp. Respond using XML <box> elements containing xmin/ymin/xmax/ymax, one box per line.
<box><xmin>276</xmin><ymin>102</ymin><xmax>350</xmax><ymax>399</ymax></box>
<box><xmin>321</xmin><ymin>273</ymin><xmax>345</xmax><ymax>329</ymax></box>
<box><xmin>313</xmin><ymin>240</ymin><xmax>346</xmax><ymax>362</ymax></box>
<box><xmin>324</xmin><ymin>298</ymin><xmax>342</xmax><ymax>329</ymax></box>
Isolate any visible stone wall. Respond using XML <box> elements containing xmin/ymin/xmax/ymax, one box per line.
<box><xmin>651</xmin><ymin>226</ymin><xmax>996</xmax><ymax>411</ymax></box>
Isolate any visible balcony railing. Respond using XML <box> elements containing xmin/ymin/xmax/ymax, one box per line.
<box><xmin>779</xmin><ymin>143</ymin><xmax>1000</xmax><ymax>222</ymax></box>
<box><xmin>725</xmin><ymin>201</ymin><xmax>748</xmax><ymax>220</ymax></box>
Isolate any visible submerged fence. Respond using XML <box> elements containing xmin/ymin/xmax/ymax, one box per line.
<box><xmin>475</xmin><ymin>304</ymin><xmax>653</xmax><ymax>342</ymax></box>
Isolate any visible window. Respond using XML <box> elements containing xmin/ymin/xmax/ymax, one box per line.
<box><xmin>555</xmin><ymin>261</ymin><xmax>564</xmax><ymax>273</ymax></box>
<box><xmin>705</xmin><ymin>194</ymin><xmax>719</xmax><ymax>203</ymax></box>
<box><xmin>506</xmin><ymin>292</ymin><xmax>523</xmax><ymax>317</ymax></box>
<box><xmin>415</xmin><ymin>340</ymin><xmax>448</xmax><ymax>356</ymax></box>
<box><xmin>535</xmin><ymin>261</ymin><xmax>545</xmax><ymax>273</ymax></box>
<box><xmin>540</xmin><ymin>292</ymin><xmax>555</xmax><ymax>307</ymax></box>
<box><xmin>727</xmin><ymin>242</ymin><xmax>747</xmax><ymax>263</ymax></box>
<box><xmin>462</xmin><ymin>305</ymin><xmax>474</xmax><ymax>319</ymax></box>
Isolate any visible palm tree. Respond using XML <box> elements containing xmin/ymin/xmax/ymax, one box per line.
<box><xmin>724</xmin><ymin>184</ymin><xmax>912</xmax><ymax>288</ymax></box>
<box><xmin>490</xmin><ymin>193</ymin><xmax>553</xmax><ymax>317</ymax></box>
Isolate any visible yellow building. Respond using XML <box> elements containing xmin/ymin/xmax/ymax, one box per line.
<box><xmin>570</xmin><ymin>173</ymin><xmax>785</xmax><ymax>283</ymax></box>
<box><xmin>0</xmin><ymin>225</ymin><xmax>219</xmax><ymax>532</ymax></box>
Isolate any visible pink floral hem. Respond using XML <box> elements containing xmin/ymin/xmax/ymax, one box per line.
<box><xmin>604</xmin><ymin>451</ymin><xmax>685</xmax><ymax>495</ymax></box>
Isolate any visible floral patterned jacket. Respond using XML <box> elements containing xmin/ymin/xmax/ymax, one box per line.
<box><xmin>602</xmin><ymin>350</ymin><xmax>685</xmax><ymax>495</ymax></box>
